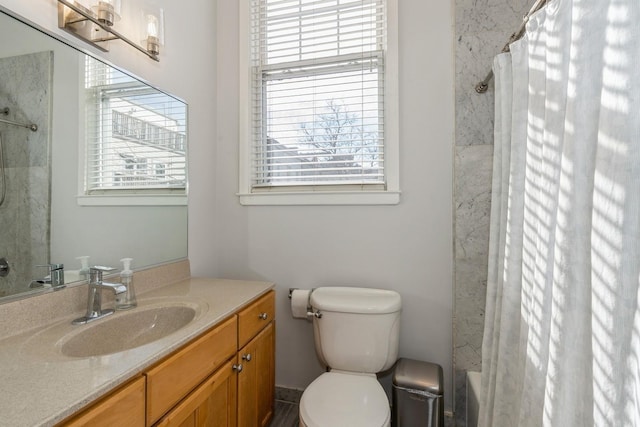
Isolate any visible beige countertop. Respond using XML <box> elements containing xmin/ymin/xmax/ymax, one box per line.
<box><xmin>0</xmin><ymin>276</ymin><xmax>274</xmax><ymax>427</ymax></box>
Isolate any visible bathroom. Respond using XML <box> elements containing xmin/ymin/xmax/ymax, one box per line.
<box><xmin>1</xmin><ymin>0</ymin><xmax>634</xmax><ymax>426</ymax></box>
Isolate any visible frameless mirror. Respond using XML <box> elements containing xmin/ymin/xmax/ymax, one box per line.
<box><xmin>0</xmin><ymin>8</ymin><xmax>188</xmax><ymax>302</ymax></box>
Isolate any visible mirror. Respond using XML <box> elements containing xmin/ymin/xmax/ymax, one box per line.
<box><xmin>0</xmin><ymin>9</ymin><xmax>188</xmax><ymax>302</ymax></box>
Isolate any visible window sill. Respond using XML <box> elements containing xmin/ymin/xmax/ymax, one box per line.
<box><xmin>237</xmin><ymin>190</ymin><xmax>400</xmax><ymax>206</ymax></box>
<box><xmin>77</xmin><ymin>194</ymin><xmax>187</xmax><ymax>206</ymax></box>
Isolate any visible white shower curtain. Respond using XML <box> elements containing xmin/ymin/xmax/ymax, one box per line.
<box><xmin>480</xmin><ymin>0</ymin><xmax>640</xmax><ymax>426</ymax></box>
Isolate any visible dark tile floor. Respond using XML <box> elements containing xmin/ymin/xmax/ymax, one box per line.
<box><xmin>269</xmin><ymin>400</ymin><xmax>299</xmax><ymax>427</ymax></box>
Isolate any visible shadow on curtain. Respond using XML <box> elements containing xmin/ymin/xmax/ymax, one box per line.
<box><xmin>480</xmin><ymin>0</ymin><xmax>640</xmax><ymax>425</ymax></box>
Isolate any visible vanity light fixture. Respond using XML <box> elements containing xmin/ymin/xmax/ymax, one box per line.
<box><xmin>141</xmin><ymin>7</ymin><xmax>164</xmax><ymax>56</ymax></box>
<box><xmin>57</xmin><ymin>0</ymin><xmax>162</xmax><ymax>61</ymax></box>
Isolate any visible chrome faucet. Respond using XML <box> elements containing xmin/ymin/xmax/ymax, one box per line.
<box><xmin>30</xmin><ymin>263</ymin><xmax>65</xmax><ymax>289</ymax></box>
<box><xmin>72</xmin><ymin>266</ymin><xmax>127</xmax><ymax>325</ymax></box>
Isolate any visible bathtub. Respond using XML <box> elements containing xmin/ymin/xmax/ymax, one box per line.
<box><xmin>466</xmin><ymin>371</ymin><xmax>481</xmax><ymax>427</ymax></box>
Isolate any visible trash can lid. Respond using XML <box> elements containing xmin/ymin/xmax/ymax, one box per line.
<box><xmin>392</xmin><ymin>358</ymin><xmax>444</xmax><ymax>396</ymax></box>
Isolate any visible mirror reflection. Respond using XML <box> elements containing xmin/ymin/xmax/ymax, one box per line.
<box><xmin>0</xmin><ymin>10</ymin><xmax>188</xmax><ymax>302</ymax></box>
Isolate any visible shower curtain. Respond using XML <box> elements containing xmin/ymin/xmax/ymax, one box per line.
<box><xmin>480</xmin><ymin>0</ymin><xmax>640</xmax><ymax>426</ymax></box>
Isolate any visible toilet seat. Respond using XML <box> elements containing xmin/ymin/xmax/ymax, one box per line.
<box><xmin>299</xmin><ymin>372</ymin><xmax>391</xmax><ymax>427</ymax></box>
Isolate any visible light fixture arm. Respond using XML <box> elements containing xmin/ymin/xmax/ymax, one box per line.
<box><xmin>57</xmin><ymin>0</ymin><xmax>159</xmax><ymax>62</ymax></box>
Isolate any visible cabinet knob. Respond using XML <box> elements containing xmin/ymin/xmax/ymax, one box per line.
<box><xmin>258</xmin><ymin>312</ymin><xmax>268</xmax><ymax>320</ymax></box>
<box><xmin>232</xmin><ymin>363</ymin><xmax>243</xmax><ymax>373</ymax></box>
<box><xmin>242</xmin><ymin>353</ymin><xmax>252</xmax><ymax>362</ymax></box>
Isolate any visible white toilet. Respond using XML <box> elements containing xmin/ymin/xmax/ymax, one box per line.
<box><xmin>299</xmin><ymin>286</ymin><xmax>402</xmax><ymax>427</ymax></box>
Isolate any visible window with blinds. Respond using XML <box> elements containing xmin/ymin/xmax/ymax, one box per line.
<box><xmin>83</xmin><ymin>56</ymin><xmax>187</xmax><ymax>195</ymax></box>
<box><xmin>249</xmin><ymin>0</ymin><xmax>386</xmax><ymax>190</ymax></box>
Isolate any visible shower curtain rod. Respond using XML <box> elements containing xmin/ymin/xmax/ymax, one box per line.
<box><xmin>475</xmin><ymin>0</ymin><xmax>549</xmax><ymax>94</ymax></box>
<box><xmin>0</xmin><ymin>108</ymin><xmax>38</xmax><ymax>132</ymax></box>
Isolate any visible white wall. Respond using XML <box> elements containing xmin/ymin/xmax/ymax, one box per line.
<box><xmin>213</xmin><ymin>0</ymin><xmax>455</xmax><ymax>409</ymax></box>
<box><xmin>2</xmin><ymin>0</ymin><xmax>456</xmax><ymax>411</ymax></box>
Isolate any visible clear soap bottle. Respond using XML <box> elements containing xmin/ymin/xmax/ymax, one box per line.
<box><xmin>76</xmin><ymin>255</ymin><xmax>90</xmax><ymax>280</ymax></box>
<box><xmin>116</xmin><ymin>257</ymin><xmax>137</xmax><ymax>310</ymax></box>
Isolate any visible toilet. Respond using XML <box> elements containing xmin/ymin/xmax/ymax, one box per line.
<box><xmin>299</xmin><ymin>286</ymin><xmax>402</xmax><ymax>427</ymax></box>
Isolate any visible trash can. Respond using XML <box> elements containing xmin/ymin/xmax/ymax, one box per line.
<box><xmin>392</xmin><ymin>358</ymin><xmax>444</xmax><ymax>427</ymax></box>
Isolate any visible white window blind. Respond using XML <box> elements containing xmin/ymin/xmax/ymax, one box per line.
<box><xmin>250</xmin><ymin>0</ymin><xmax>386</xmax><ymax>189</ymax></box>
<box><xmin>84</xmin><ymin>56</ymin><xmax>187</xmax><ymax>194</ymax></box>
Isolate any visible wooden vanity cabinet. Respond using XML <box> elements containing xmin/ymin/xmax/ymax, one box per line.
<box><xmin>60</xmin><ymin>376</ymin><xmax>145</xmax><ymax>427</ymax></box>
<box><xmin>58</xmin><ymin>290</ymin><xmax>275</xmax><ymax>427</ymax></box>
<box><xmin>237</xmin><ymin>322</ymin><xmax>275</xmax><ymax>427</ymax></box>
<box><xmin>146</xmin><ymin>316</ymin><xmax>238</xmax><ymax>426</ymax></box>
<box><xmin>236</xmin><ymin>291</ymin><xmax>276</xmax><ymax>427</ymax></box>
<box><xmin>154</xmin><ymin>358</ymin><xmax>238</xmax><ymax>427</ymax></box>
<box><xmin>158</xmin><ymin>290</ymin><xmax>275</xmax><ymax>427</ymax></box>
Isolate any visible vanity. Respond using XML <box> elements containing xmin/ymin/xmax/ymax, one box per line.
<box><xmin>0</xmin><ymin>261</ymin><xmax>275</xmax><ymax>427</ymax></box>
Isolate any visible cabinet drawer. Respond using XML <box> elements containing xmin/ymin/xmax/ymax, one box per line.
<box><xmin>60</xmin><ymin>376</ymin><xmax>145</xmax><ymax>427</ymax></box>
<box><xmin>238</xmin><ymin>291</ymin><xmax>275</xmax><ymax>348</ymax></box>
<box><xmin>145</xmin><ymin>315</ymin><xmax>237</xmax><ymax>425</ymax></box>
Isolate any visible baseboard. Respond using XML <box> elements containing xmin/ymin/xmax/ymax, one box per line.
<box><xmin>275</xmin><ymin>386</ymin><xmax>304</xmax><ymax>404</ymax></box>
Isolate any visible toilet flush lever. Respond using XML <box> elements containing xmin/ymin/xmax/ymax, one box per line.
<box><xmin>307</xmin><ymin>310</ymin><xmax>322</xmax><ymax>319</ymax></box>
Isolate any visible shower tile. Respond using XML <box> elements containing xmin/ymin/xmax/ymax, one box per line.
<box><xmin>454</xmin><ymin>145</ymin><xmax>493</xmax><ymax>260</ymax></box>
<box><xmin>0</xmin><ymin>51</ymin><xmax>52</xmax><ymax>298</ymax></box>
<box><xmin>455</xmin><ymin>32</ymin><xmax>505</xmax><ymax>147</ymax></box>
<box><xmin>453</xmin><ymin>144</ymin><xmax>493</xmax><ymax>426</ymax></box>
<box><xmin>455</xmin><ymin>0</ymin><xmax>530</xmax><ymax>35</ymax></box>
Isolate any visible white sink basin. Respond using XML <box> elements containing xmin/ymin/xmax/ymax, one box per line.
<box><xmin>59</xmin><ymin>304</ymin><xmax>198</xmax><ymax>357</ymax></box>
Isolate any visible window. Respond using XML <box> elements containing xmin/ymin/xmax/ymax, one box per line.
<box><xmin>81</xmin><ymin>56</ymin><xmax>187</xmax><ymax>205</ymax></box>
<box><xmin>239</xmin><ymin>0</ymin><xmax>399</xmax><ymax>205</ymax></box>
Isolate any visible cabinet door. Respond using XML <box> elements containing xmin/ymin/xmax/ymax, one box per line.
<box><xmin>146</xmin><ymin>316</ymin><xmax>237</xmax><ymax>425</ymax></box>
<box><xmin>255</xmin><ymin>321</ymin><xmax>275</xmax><ymax>427</ymax></box>
<box><xmin>155</xmin><ymin>359</ymin><xmax>238</xmax><ymax>427</ymax></box>
<box><xmin>237</xmin><ymin>322</ymin><xmax>275</xmax><ymax>427</ymax></box>
<box><xmin>60</xmin><ymin>376</ymin><xmax>145</xmax><ymax>427</ymax></box>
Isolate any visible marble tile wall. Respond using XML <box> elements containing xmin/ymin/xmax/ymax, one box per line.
<box><xmin>453</xmin><ymin>1</ymin><xmax>531</xmax><ymax>425</ymax></box>
<box><xmin>0</xmin><ymin>51</ymin><xmax>52</xmax><ymax>299</ymax></box>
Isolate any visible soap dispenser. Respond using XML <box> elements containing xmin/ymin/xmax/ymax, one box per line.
<box><xmin>76</xmin><ymin>256</ymin><xmax>90</xmax><ymax>280</ymax></box>
<box><xmin>116</xmin><ymin>258</ymin><xmax>137</xmax><ymax>310</ymax></box>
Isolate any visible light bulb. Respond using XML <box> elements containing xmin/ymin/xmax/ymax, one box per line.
<box><xmin>146</xmin><ymin>14</ymin><xmax>159</xmax><ymax>38</ymax></box>
<box><xmin>142</xmin><ymin>8</ymin><xmax>164</xmax><ymax>56</ymax></box>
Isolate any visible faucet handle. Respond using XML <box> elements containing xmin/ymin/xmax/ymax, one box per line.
<box><xmin>89</xmin><ymin>266</ymin><xmax>116</xmax><ymax>283</ymax></box>
<box><xmin>35</xmin><ymin>263</ymin><xmax>65</xmax><ymax>288</ymax></box>
<box><xmin>91</xmin><ymin>265</ymin><xmax>116</xmax><ymax>272</ymax></box>
<box><xmin>37</xmin><ymin>263</ymin><xmax>64</xmax><ymax>270</ymax></box>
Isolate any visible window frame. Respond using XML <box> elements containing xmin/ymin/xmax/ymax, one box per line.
<box><xmin>77</xmin><ymin>59</ymin><xmax>188</xmax><ymax>207</ymax></box>
<box><xmin>238</xmin><ymin>0</ymin><xmax>400</xmax><ymax>206</ymax></box>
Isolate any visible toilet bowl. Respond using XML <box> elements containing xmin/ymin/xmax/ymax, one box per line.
<box><xmin>298</xmin><ymin>287</ymin><xmax>401</xmax><ymax>427</ymax></box>
<box><xmin>300</xmin><ymin>372</ymin><xmax>391</xmax><ymax>427</ymax></box>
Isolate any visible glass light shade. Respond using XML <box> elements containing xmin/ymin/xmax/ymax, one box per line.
<box><xmin>93</xmin><ymin>0</ymin><xmax>122</xmax><ymax>26</ymax></box>
<box><xmin>74</xmin><ymin>0</ymin><xmax>93</xmax><ymax>8</ymax></box>
<box><xmin>141</xmin><ymin>8</ymin><xmax>164</xmax><ymax>56</ymax></box>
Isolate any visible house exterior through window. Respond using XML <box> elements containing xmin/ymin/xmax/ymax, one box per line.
<box><xmin>239</xmin><ymin>0</ymin><xmax>399</xmax><ymax>205</ymax></box>
<box><xmin>83</xmin><ymin>56</ymin><xmax>187</xmax><ymax>203</ymax></box>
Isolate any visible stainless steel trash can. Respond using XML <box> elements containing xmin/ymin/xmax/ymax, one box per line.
<box><xmin>392</xmin><ymin>358</ymin><xmax>444</xmax><ymax>427</ymax></box>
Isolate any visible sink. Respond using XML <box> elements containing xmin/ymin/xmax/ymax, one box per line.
<box><xmin>59</xmin><ymin>304</ymin><xmax>199</xmax><ymax>357</ymax></box>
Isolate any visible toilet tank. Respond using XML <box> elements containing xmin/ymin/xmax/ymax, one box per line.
<box><xmin>310</xmin><ymin>287</ymin><xmax>401</xmax><ymax>373</ymax></box>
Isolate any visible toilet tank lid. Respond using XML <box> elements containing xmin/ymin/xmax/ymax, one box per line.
<box><xmin>310</xmin><ymin>287</ymin><xmax>402</xmax><ymax>314</ymax></box>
